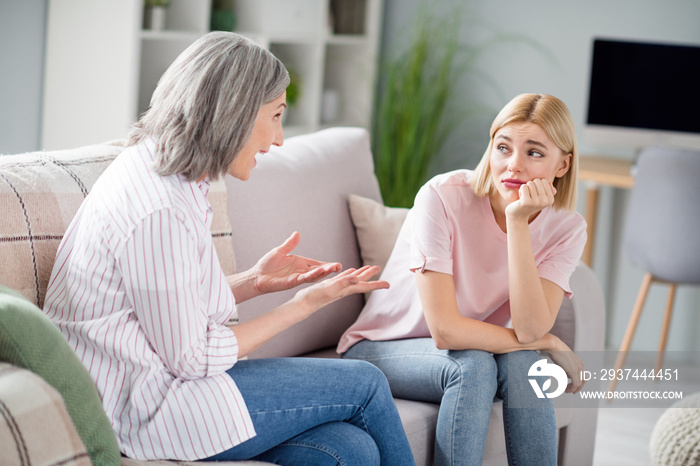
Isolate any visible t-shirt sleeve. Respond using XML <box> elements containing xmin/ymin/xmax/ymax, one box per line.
<box><xmin>409</xmin><ymin>182</ymin><xmax>454</xmax><ymax>275</ymax></box>
<box><xmin>537</xmin><ymin>214</ymin><xmax>588</xmax><ymax>298</ymax></box>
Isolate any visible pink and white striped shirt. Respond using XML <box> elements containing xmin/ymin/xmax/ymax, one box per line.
<box><xmin>43</xmin><ymin>139</ymin><xmax>256</xmax><ymax>461</ymax></box>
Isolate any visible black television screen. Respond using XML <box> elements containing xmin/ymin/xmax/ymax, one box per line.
<box><xmin>586</xmin><ymin>38</ymin><xmax>700</xmax><ymax>135</ymax></box>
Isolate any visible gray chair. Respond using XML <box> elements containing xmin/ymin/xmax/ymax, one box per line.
<box><xmin>608</xmin><ymin>146</ymin><xmax>700</xmax><ymax>393</ymax></box>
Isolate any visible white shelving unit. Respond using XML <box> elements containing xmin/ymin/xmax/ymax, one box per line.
<box><xmin>41</xmin><ymin>0</ymin><xmax>381</xmax><ymax>150</ymax></box>
<box><xmin>234</xmin><ymin>0</ymin><xmax>383</xmax><ymax>136</ymax></box>
<box><xmin>137</xmin><ymin>0</ymin><xmax>211</xmax><ymax>119</ymax></box>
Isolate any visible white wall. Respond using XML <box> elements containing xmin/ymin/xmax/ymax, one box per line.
<box><xmin>381</xmin><ymin>0</ymin><xmax>700</xmax><ymax>355</ymax></box>
<box><xmin>0</xmin><ymin>0</ymin><xmax>47</xmax><ymax>154</ymax></box>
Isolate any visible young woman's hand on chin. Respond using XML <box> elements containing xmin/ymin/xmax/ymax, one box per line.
<box><xmin>505</xmin><ymin>178</ymin><xmax>557</xmax><ymax>221</ymax></box>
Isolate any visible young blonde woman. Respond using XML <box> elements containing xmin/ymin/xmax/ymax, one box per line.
<box><xmin>339</xmin><ymin>94</ymin><xmax>587</xmax><ymax>465</ymax></box>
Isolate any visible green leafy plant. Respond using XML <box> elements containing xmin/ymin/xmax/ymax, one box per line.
<box><xmin>285</xmin><ymin>67</ymin><xmax>301</xmax><ymax>107</ymax></box>
<box><xmin>371</xmin><ymin>8</ymin><xmax>462</xmax><ymax>208</ymax></box>
<box><xmin>372</xmin><ymin>4</ymin><xmax>557</xmax><ymax>208</ymax></box>
<box><xmin>145</xmin><ymin>0</ymin><xmax>170</xmax><ymax>7</ymax></box>
<box><xmin>210</xmin><ymin>0</ymin><xmax>236</xmax><ymax>31</ymax></box>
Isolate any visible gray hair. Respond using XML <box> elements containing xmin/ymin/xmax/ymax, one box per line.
<box><xmin>128</xmin><ymin>32</ymin><xmax>289</xmax><ymax>181</ymax></box>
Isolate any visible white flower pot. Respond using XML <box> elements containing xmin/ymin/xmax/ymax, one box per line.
<box><xmin>144</xmin><ymin>6</ymin><xmax>167</xmax><ymax>31</ymax></box>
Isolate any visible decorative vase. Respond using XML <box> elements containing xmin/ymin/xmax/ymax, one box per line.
<box><xmin>144</xmin><ymin>6</ymin><xmax>167</xmax><ymax>31</ymax></box>
<box><xmin>321</xmin><ymin>89</ymin><xmax>340</xmax><ymax>123</ymax></box>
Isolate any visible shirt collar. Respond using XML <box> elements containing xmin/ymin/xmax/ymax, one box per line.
<box><xmin>143</xmin><ymin>137</ymin><xmax>214</xmax><ymax>224</ymax></box>
<box><xmin>198</xmin><ymin>178</ymin><xmax>211</xmax><ymax>197</ymax></box>
<box><xmin>179</xmin><ymin>174</ymin><xmax>213</xmax><ymax>226</ymax></box>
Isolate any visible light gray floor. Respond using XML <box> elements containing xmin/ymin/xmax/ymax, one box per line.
<box><xmin>591</xmin><ymin>353</ymin><xmax>700</xmax><ymax>465</ymax></box>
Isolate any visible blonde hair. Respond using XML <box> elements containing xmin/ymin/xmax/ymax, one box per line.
<box><xmin>471</xmin><ymin>93</ymin><xmax>579</xmax><ymax>210</ymax></box>
<box><xmin>128</xmin><ymin>32</ymin><xmax>289</xmax><ymax>182</ymax></box>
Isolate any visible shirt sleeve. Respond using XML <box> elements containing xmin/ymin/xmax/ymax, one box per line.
<box><xmin>116</xmin><ymin>208</ymin><xmax>239</xmax><ymax>380</ymax></box>
<box><xmin>409</xmin><ymin>182</ymin><xmax>454</xmax><ymax>274</ymax></box>
<box><xmin>537</xmin><ymin>214</ymin><xmax>588</xmax><ymax>298</ymax></box>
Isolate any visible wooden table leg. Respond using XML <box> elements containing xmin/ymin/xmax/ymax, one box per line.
<box><xmin>582</xmin><ymin>183</ymin><xmax>599</xmax><ymax>267</ymax></box>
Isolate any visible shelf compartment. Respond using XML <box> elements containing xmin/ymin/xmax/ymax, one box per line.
<box><xmin>269</xmin><ymin>42</ymin><xmax>324</xmax><ymax>129</ymax></box>
<box><xmin>329</xmin><ymin>0</ymin><xmax>367</xmax><ymax>35</ymax></box>
<box><xmin>141</xmin><ymin>0</ymin><xmax>210</xmax><ymax>34</ymax></box>
<box><xmin>234</xmin><ymin>0</ymin><xmax>327</xmax><ymax>38</ymax></box>
<box><xmin>322</xmin><ymin>43</ymin><xmax>375</xmax><ymax>128</ymax></box>
<box><xmin>137</xmin><ymin>36</ymin><xmax>201</xmax><ymax>117</ymax></box>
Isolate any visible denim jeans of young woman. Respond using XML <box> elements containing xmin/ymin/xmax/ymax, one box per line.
<box><xmin>343</xmin><ymin>338</ymin><xmax>557</xmax><ymax>466</ymax></box>
<box><xmin>202</xmin><ymin>357</ymin><xmax>415</xmax><ymax>465</ymax></box>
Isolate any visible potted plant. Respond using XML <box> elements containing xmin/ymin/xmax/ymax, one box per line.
<box><xmin>144</xmin><ymin>0</ymin><xmax>170</xmax><ymax>31</ymax></box>
<box><xmin>371</xmin><ymin>8</ymin><xmax>461</xmax><ymax>208</ymax></box>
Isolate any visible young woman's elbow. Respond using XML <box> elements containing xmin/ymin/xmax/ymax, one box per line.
<box><xmin>513</xmin><ymin>328</ymin><xmax>541</xmax><ymax>345</ymax></box>
<box><xmin>513</xmin><ymin>318</ymin><xmax>553</xmax><ymax>345</ymax></box>
<box><xmin>429</xmin><ymin>326</ymin><xmax>454</xmax><ymax>350</ymax></box>
<box><xmin>433</xmin><ymin>338</ymin><xmax>451</xmax><ymax>351</ymax></box>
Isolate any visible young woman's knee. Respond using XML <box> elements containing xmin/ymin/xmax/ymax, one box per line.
<box><xmin>495</xmin><ymin>350</ymin><xmax>541</xmax><ymax>390</ymax></box>
<box><xmin>495</xmin><ymin>350</ymin><xmax>540</xmax><ymax>375</ymax></box>
<box><xmin>447</xmin><ymin>349</ymin><xmax>498</xmax><ymax>392</ymax></box>
<box><xmin>341</xmin><ymin>358</ymin><xmax>391</xmax><ymax>390</ymax></box>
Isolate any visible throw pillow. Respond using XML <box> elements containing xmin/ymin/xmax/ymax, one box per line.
<box><xmin>649</xmin><ymin>391</ymin><xmax>700</xmax><ymax>465</ymax></box>
<box><xmin>0</xmin><ymin>363</ymin><xmax>91</xmax><ymax>465</ymax></box>
<box><xmin>0</xmin><ymin>285</ymin><xmax>121</xmax><ymax>465</ymax></box>
<box><xmin>348</xmin><ymin>193</ymin><xmax>409</xmax><ymax>273</ymax></box>
<box><xmin>0</xmin><ymin>142</ymin><xmax>123</xmax><ymax>308</ymax></box>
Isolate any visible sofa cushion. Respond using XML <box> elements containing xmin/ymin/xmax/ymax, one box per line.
<box><xmin>0</xmin><ymin>285</ymin><xmax>121</xmax><ymax>465</ymax></box>
<box><xmin>0</xmin><ymin>141</ymin><xmax>235</xmax><ymax>308</ymax></box>
<box><xmin>0</xmin><ymin>142</ymin><xmax>122</xmax><ymax>307</ymax></box>
<box><xmin>0</xmin><ymin>363</ymin><xmax>92</xmax><ymax>466</ymax></box>
<box><xmin>348</xmin><ymin>194</ymin><xmax>409</xmax><ymax>301</ymax></box>
<box><xmin>348</xmin><ymin>193</ymin><xmax>409</xmax><ymax>272</ymax></box>
<box><xmin>225</xmin><ymin>127</ymin><xmax>383</xmax><ymax>358</ymax></box>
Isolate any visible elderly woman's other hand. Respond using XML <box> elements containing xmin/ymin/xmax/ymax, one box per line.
<box><xmin>295</xmin><ymin>265</ymin><xmax>390</xmax><ymax>312</ymax></box>
<box><xmin>231</xmin><ymin>264</ymin><xmax>389</xmax><ymax>357</ymax></box>
<box><xmin>253</xmin><ymin>231</ymin><xmax>342</xmax><ymax>295</ymax></box>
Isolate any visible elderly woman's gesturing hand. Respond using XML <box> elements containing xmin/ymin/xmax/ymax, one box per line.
<box><xmin>252</xmin><ymin>231</ymin><xmax>342</xmax><ymax>295</ymax></box>
<box><xmin>297</xmin><ymin>265</ymin><xmax>389</xmax><ymax>311</ymax></box>
<box><xmin>231</xmin><ymin>264</ymin><xmax>388</xmax><ymax>357</ymax></box>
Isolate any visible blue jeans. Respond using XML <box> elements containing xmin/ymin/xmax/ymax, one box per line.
<box><xmin>202</xmin><ymin>357</ymin><xmax>415</xmax><ymax>465</ymax></box>
<box><xmin>343</xmin><ymin>338</ymin><xmax>556</xmax><ymax>466</ymax></box>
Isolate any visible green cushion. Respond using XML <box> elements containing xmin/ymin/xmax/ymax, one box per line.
<box><xmin>0</xmin><ymin>285</ymin><xmax>121</xmax><ymax>465</ymax></box>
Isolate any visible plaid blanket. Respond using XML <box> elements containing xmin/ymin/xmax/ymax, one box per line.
<box><xmin>0</xmin><ymin>363</ymin><xmax>91</xmax><ymax>466</ymax></box>
<box><xmin>0</xmin><ymin>141</ymin><xmax>236</xmax><ymax>309</ymax></box>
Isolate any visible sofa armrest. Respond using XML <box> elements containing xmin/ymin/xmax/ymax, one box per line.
<box><xmin>550</xmin><ymin>263</ymin><xmax>605</xmax><ymax>352</ymax></box>
<box><xmin>569</xmin><ymin>263</ymin><xmax>606</xmax><ymax>352</ymax></box>
<box><xmin>549</xmin><ymin>263</ymin><xmax>605</xmax><ymax>466</ymax></box>
<box><xmin>0</xmin><ymin>363</ymin><xmax>91</xmax><ymax>465</ymax></box>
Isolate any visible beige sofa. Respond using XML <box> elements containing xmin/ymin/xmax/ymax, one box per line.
<box><xmin>0</xmin><ymin>127</ymin><xmax>605</xmax><ymax>465</ymax></box>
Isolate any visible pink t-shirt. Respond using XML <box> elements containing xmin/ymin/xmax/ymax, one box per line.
<box><xmin>337</xmin><ymin>169</ymin><xmax>587</xmax><ymax>353</ymax></box>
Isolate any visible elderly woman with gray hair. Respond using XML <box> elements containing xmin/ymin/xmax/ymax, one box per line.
<box><xmin>43</xmin><ymin>32</ymin><xmax>414</xmax><ymax>465</ymax></box>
